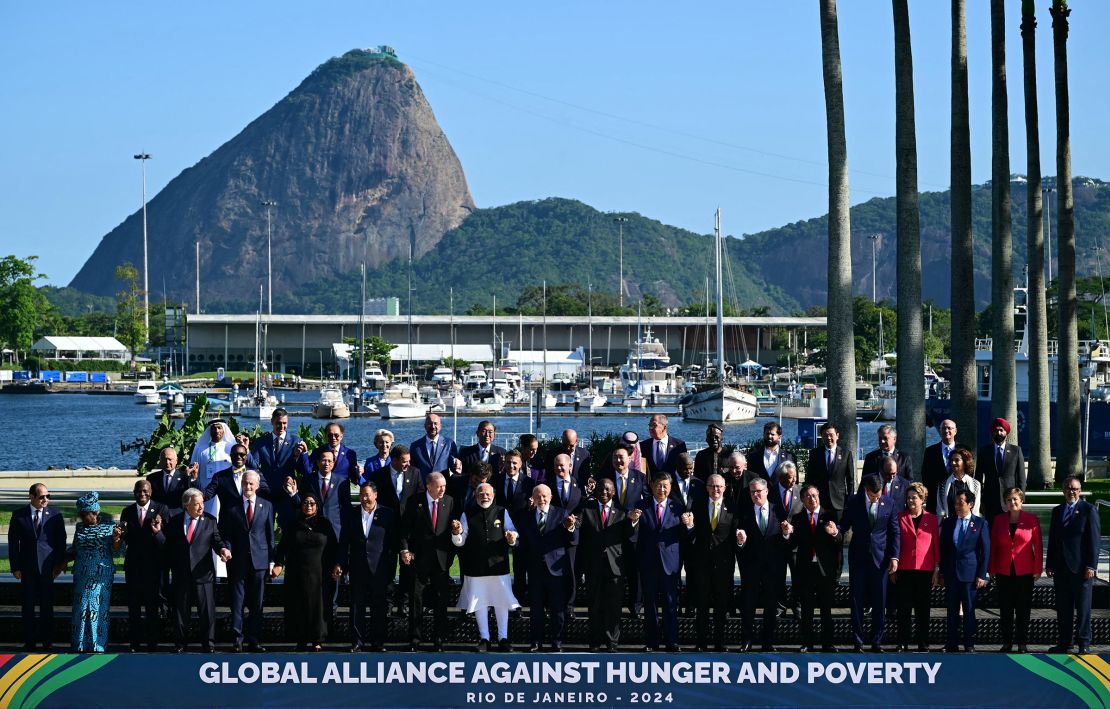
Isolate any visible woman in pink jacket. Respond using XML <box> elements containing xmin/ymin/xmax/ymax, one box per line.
<box><xmin>893</xmin><ymin>482</ymin><xmax>940</xmax><ymax>652</ymax></box>
<box><xmin>989</xmin><ymin>487</ymin><xmax>1043</xmax><ymax>653</ymax></box>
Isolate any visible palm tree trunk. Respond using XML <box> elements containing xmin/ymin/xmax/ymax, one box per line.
<box><xmin>1051</xmin><ymin>0</ymin><xmax>1081</xmax><ymax>480</ymax></box>
<box><xmin>1021</xmin><ymin>0</ymin><xmax>1050</xmax><ymax>489</ymax></box>
<box><xmin>950</xmin><ymin>0</ymin><xmax>977</xmax><ymax>450</ymax></box>
<box><xmin>892</xmin><ymin>0</ymin><xmax>924</xmax><ymax>478</ymax></box>
<box><xmin>819</xmin><ymin>0</ymin><xmax>857</xmax><ymax>459</ymax></box>
<box><xmin>990</xmin><ymin>0</ymin><xmax>1017</xmax><ymax>444</ymax></box>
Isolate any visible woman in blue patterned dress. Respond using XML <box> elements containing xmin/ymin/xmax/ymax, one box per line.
<box><xmin>70</xmin><ymin>491</ymin><xmax>122</xmax><ymax>652</ymax></box>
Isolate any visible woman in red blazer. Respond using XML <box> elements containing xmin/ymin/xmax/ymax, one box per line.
<box><xmin>989</xmin><ymin>486</ymin><xmax>1043</xmax><ymax>653</ymax></box>
<box><xmin>893</xmin><ymin>482</ymin><xmax>940</xmax><ymax>651</ymax></box>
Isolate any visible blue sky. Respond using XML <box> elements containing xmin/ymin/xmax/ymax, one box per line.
<box><xmin>2</xmin><ymin>1</ymin><xmax>1107</xmax><ymax>286</ymax></box>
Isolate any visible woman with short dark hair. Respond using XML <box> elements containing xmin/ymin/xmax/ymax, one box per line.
<box><xmin>989</xmin><ymin>487</ymin><xmax>1043</xmax><ymax>653</ymax></box>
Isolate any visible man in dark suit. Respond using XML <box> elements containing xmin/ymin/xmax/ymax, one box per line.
<box><xmin>399</xmin><ymin>472</ymin><xmax>454</xmax><ymax>651</ymax></box>
<box><xmin>516</xmin><ymin>484</ymin><xmax>579</xmax><ymax>651</ymax></box>
<box><xmin>549</xmin><ymin>428</ymin><xmax>590</xmax><ymax>488</ymax></box>
<box><xmin>409</xmin><ymin>413</ymin><xmax>460</xmax><ymax>481</ymax></box>
<box><xmin>938</xmin><ymin>489</ymin><xmax>990</xmax><ymax>652</ymax></box>
<box><xmin>633</xmin><ymin>473</ymin><xmax>695</xmax><ymax>651</ymax></box>
<box><xmin>448</xmin><ymin>462</ymin><xmax>493</xmax><ymax>517</ymax></box>
<box><xmin>147</xmin><ymin>446</ymin><xmax>191</xmax><ymax>511</ymax></box>
<box><xmin>286</xmin><ymin>447</ymin><xmax>351</xmax><ymax>625</ymax></box>
<box><xmin>250</xmin><ymin>408</ymin><xmax>303</xmax><ymax>530</ymax></box>
<box><xmin>547</xmin><ymin>452</ymin><xmax>584</xmax><ymax>618</ymax></box>
<box><xmin>805</xmin><ymin>422</ymin><xmax>855</xmax><ymax>520</ymax></box>
<box><xmin>839</xmin><ymin>475</ymin><xmax>901</xmax><ymax>652</ymax></box>
<box><xmin>579</xmin><ymin>478</ymin><xmax>636</xmax><ymax>651</ymax></box>
<box><xmin>640</xmin><ymin>414</ymin><xmax>688</xmax><ymax>477</ymax></box>
<box><xmin>858</xmin><ymin>456</ymin><xmax>910</xmax><ymax>512</ymax></box>
<box><xmin>157</xmin><ymin>488</ymin><xmax>232</xmax><ymax>653</ymax></box>
<box><xmin>736</xmin><ymin>477</ymin><xmax>790</xmax><ymax>651</ymax></box>
<box><xmin>195</xmin><ymin>444</ymin><xmax>271</xmax><ymax>509</ymax></box>
<box><xmin>120</xmin><ymin>479</ymin><xmax>168</xmax><ymax>651</ymax></box>
<box><xmin>7</xmin><ymin>483</ymin><xmax>66</xmax><ymax>650</ymax></box>
<box><xmin>693</xmin><ymin>424</ymin><xmax>728</xmax><ymax>483</ymax></box>
<box><xmin>975</xmin><ymin>417</ymin><xmax>1026</xmax><ymax>520</ymax></box>
<box><xmin>222</xmin><ymin>471</ymin><xmax>275</xmax><ymax>652</ymax></box>
<box><xmin>335</xmin><ymin>481</ymin><xmax>399</xmax><ymax>652</ymax></box>
<box><xmin>371</xmin><ymin>444</ymin><xmax>424</xmax><ymax>616</ymax></box>
<box><xmin>519</xmin><ymin>434</ymin><xmax>547</xmax><ymax>484</ymax></box>
<box><xmin>921</xmin><ymin>419</ymin><xmax>959</xmax><ymax>512</ymax></box>
<box><xmin>1047</xmin><ymin>475</ymin><xmax>1101</xmax><ymax>654</ymax></box>
<box><xmin>301</xmin><ymin>422</ymin><xmax>360</xmax><ymax>484</ymax></box>
<box><xmin>789</xmin><ymin>484</ymin><xmax>842</xmax><ymax>652</ymax></box>
<box><xmin>670</xmin><ymin>452</ymin><xmax>704</xmax><ymax>511</ymax></box>
<box><xmin>746</xmin><ymin>421</ymin><xmax>795</xmax><ymax>483</ymax></box>
<box><xmin>691</xmin><ymin>474</ymin><xmax>741</xmax><ymax>651</ymax></box>
<box><xmin>458</xmin><ymin>420</ymin><xmax>507</xmax><ymax>475</ymax></box>
<box><xmin>770</xmin><ymin>460</ymin><xmax>804</xmax><ymax>618</ymax></box>
<box><xmin>723</xmin><ymin>452</ymin><xmax>752</xmax><ymax>509</ymax></box>
<box><xmin>603</xmin><ymin>445</ymin><xmax>647</xmax><ymax>616</ymax></box>
<box><xmin>861</xmin><ymin>425</ymin><xmax>914</xmax><ymax>482</ymax></box>
<box><xmin>491</xmin><ymin>451</ymin><xmax>535</xmax><ymax>601</ymax></box>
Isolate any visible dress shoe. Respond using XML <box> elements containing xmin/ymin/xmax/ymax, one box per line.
<box><xmin>497</xmin><ymin>639</ymin><xmax>512</xmax><ymax>652</ymax></box>
<box><xmin>822</xmin><ymin>645</ymin><xmax>839</xmax><ymax>653</ymax></box>
<box><xmin>433</xmin><ymin>641</ymin><xmax>444</xmax><ymax>653</ymax></box>
<box><xmin>406</xmin><ymin>644</ymin><xmax>419</xmax><ymax>653</ymax></box>
<box><xmin>369</xmin><ymin>644</ymin><xmax>385</xmax><ymax>653</ymax></box>
<box><xmin>799</xmin><ymin>645</ymin><xmax>811</xmax><ymax>653</ymax></box>
<box><xmin>738</xmin><ymin>642</ymin><xmax>753</xmax><ymax>653</ymax></box>
<box><xmin>21</xmin><ymin>643</ymin><xmax>36</xmax><ymax>652</ymax></box>
<box><xmin>203</xmin><ymin>645</ymin><xmax>216</xmax><ymax>653</ymax></box>
<box><xmin>312</xmin><ymin>644</ymin><xmax>323</xmax><ymax>652</ymax></box>
<box><xmin>713</xmin><ymin>644</ymin><xmax>728</xmax><ymax>653</ymax></box>
<box><xmin>916</xmin><ymin>644</ymin><xmax>929</xmax><ymax>652</ymax></box>
<box><xmin>551</xmin><ymin>643</ymin><xmax>563</xmax><ymax>653</ymax></box>
<box><xmin>231</xmin><ymin>643</ymin><xmax>243</xmax><ymax>653</ymax></box>
<box><xmin>1078</xmin><ymin>644</ymin><xmax>1090</xmax><ymax>654</ymax></box>
<box><xmin>349</xmin><ymin>644</ymin><xmax>364</xmax><ymax>653</ymax></box>
<box><xmin>1047</xmin><ymin>644</ymin><xmax>1070</xmax><ymax>654</ymax></box>
<box><xmin>695</xmin><ymin>645</ymin><xmax>708</xmax><ymax>652</ymax></box>
<box><xmin>146</xmin><ymin>643</ymin><xmax>158</xmax><ymax>653</ymax></box>
<box><xmin>643</xmin><ymin>646</ymin><xmax>657</xmax><ymax>653</ymax></box>
<box><xmin>943</xmin><ymin>645</ymin><xmax>961</xmax><ymax>653</ymax></box>
<box><xmin>174</xmin><ymin>645</ymin><xmax>186</xmax><ymax>654</ymax></box>
<box><xmin>566</xmin><ymin>609</ymin><xmax>577</xmax><ymax>621</ymax></box>
<box><xmin>854</xmin><ymin>645</ymin><xmax>865</xmax><ymax>653</ymax></box>
<box><xmin>665</xmin><ymin>644</ymin><xmax>680</xmax><ymax>653</ymax></box>
<box><xmin>528</xmin><ymin>643</ymin><xmax>542</xmax><ymax>653</ymax></box>
<box><xmin>477</xmin><ymin>639</ymin><xmax>490</xmax><ymax>653</ymax></box>
<box><xmin>870</xmin><ymin>644</ymin><xmax>883</xmax><ymax>653</ymax></box>
<box><xmin>999</xmin><ymin>645</ymin><xmax>1013</xmax><ymax>654</ymax></box>
<box><xmin>895</xmin><ymin>645</ymin><xmax>909</xmax><ymax>652</ymax></box>
<box><xmin>1016</xmin><ymin>645</ymin><xmax>1029</xmax><ymax>654</ymax></box>
<box><xmin>606</xmin><ymin>644</ymin><xmax>618</xmax><ymax>653</ymax></box>
<box><xmin>761</xmin><ymin>644</ymin><xmax>776</xmax><ymax>652</ymax></box>
<box><xmin>964</xmin><ymin>646</ymin><xmax>976</xmax><ymax>653</ymax></box>
<box><xmin>589</xmin><ymin>645</ymin><xmax>602</xmax><ymax>652</ymax></box>
<box><xmin>129</xmin><ymin>644</ymin><xmax>142</xmax><ymax>653</ymax></box>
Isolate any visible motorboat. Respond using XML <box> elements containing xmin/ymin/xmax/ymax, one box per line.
<box><xmin>431</xmin><ymin>365</ymin><xmax>455</xmax><ymax>384</ymax></box>
<box><xmin>363</xmin><ymin>361</ymin><xmax>388</xmax><ymax>390</ymax></box>
<box><xmin>576</xmin><ymin>388</ymin><xmax>608</xmax><ymax>410</ymax></box>
<box><xmin>312</xmin><ymin>386</ymin><xmax>351</xmax><ymax>419</ymax></box>
<box><xmin>620</xmin><ymin>326</ymin><xmax>682</xmax><ymax>397</ymax></box>
<box><xmin>466</xmin><ymin>387</ymin><xmax>506</xmax><ymax>413</ymax></box>
<box><xmin>462</xmin><ymin>364</ymin><xmax>488</xmax><ymax>391</ymax></box>
<box><xmin>133</xmin><ymin>380</ymin><xmax>159</xmax><ymax>405</ymax></box>
<box><xmin>378</xmin><ymin>382</ymin><xmax>428</xmax><ymax>419</ymax></box>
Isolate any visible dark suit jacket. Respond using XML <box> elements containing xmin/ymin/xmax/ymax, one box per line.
<box><xmin>120</xmin><ymin>501</ymin><xmax>169</xmax><ymax>570</ymax></box>
<box><xmin>669</xmin><ymin>475</ymin><xmax>704</xmax><ymax>512</ymax></box>
<box><xmin>745</xmin><ymin>445</ymin><xmax>796</xmax><ymax>482</ymax></box>
<box><xmin>338</xmin><ymin>505</ymin><xmax>399</xmax><ymax>583</ymax></box>
<box><xmin>691</xmin><ymin>498</ymin><xmax>740</xmax><ymax>583</ymax></box>
<box><xmin>146</xmin><ymin>468</ymin><xmax>191</xmax><ymax>510</ymax></box>
<box><xmin>516</xmin><ymin>506</ymin><xmax>578</xmax><ymax>576</ymax></box>
<box><xmin>857</xmin><ymin>474</ymin><xmax>909</xmax><ymax>512</ymax></box>
<box><xmin>547</xmin><ymin>446</ymin><xmax>590</xmax><ymax>486</ymax></box>
<box><xmin>861</xmin><ymin>448</ymin><xmax>914</xmax><ymax>482</ymax></box>
<box><xmin>549</xmin><ymin>476</ymin><xmax>584</xmax><ymax>513</ymax></box>
<box><xmin>975</xmin><ymin>443</ymin><xmax>1026</xmax><ymax>518</ymax></box>
<box><xmin>446</xmin><ymin>476</ymin><xmax>481</xmax><ymax>517</ymax></box>
<box><xmin>789</xmin><ymin>508</ymin><xmax>843</xmax><ymax>578</ymax></box>
<box><xmin>806</xmin><ymin>445</ymin><xmax>855</xmax><ymax>513</ymax></box>
<box><xmin>458</xmin><ymin>444</ymin><xmax>507</xmax><ymax>475</ymax></box>
<box><xmin>490</xmin><ymin>472</ymin><xmax>535</xmax><ymax>516</ymax></box>
<box><xmin>158</xmin><ymin>512</ymin><xmax>228</xmax><ymax>583</ymax></box>
<box><xmin>694</xmin><ymin>447</ymin><xmax>729</xmax><ymax>483</ymax></box>
<box><xmin>939</xmin><ymin>514</ymin><xmax>990</xmax><ymax>583</ymax></box>
<box><xmin>7</xmin><ymin>506</ymin><xmax>66</xmax><ymax>576</ymax></box>
<box><xmin>400</xmin><ymin>494</ymin><xmax>455</xmax><ymax>576</ymax></box>
<box><xmin>409</xmin><ymin>436</ymin><xmax>459</xmax><ymax>480</ymax></box>
<box><xmin>769</xmin><ymin>483</ymin><xmax>805</xmax><ymax>523</ymax></box>
<box><xmin>370</xmin><ymin>465</ymin><xmax>424</xmax><ymax>518</ymax></box>
<box><xmin>300</xmin><ymin>445</ymin><xmax>359</xmax><ymax>484</ymax></box>
<box><xmin>920</xmin><ymin>442</ymin><xmax>961</xmax><ymax>511</ymax></box>
<box><xmin>579</xmin><ymin>504</ymin><xmax>635</xmax><ymax>579</ymax></box>
<box><xmin>251</xmin><ymin>432</ymin><xmax>302</xmax><ymax>490</ymax></box>
<box><xmin>221</xmin><ymin>497</ymin><xmax>275</xmax><ymax>573</ymax></box>
<box><xmin>634</xmin><ymin>497</ymin><xmax>692</xmax><ymax>576</ymax></box>
<box><xmin>603</xmin><ymin>470</ymin><xmax>648</xmax><ymax>512</ymax></box>
<box><xmin>640</xmin><ymin>436</ymin><xmax>688</xmax><ymax>477</ymax></box>
<box><xmin>1047</xmin><ymin>500</ymin><xmax>1101</xmax><ymax>575</ymax></box>
<box><xmin>840</xmin><ymin>492</ymin><xmax>900</xmax><ymax>572</ymax></box>
<box><xmin>198</xmin><ymin>468</ymin><xmax>272</xmax><ymax>509</ymax></box>
<box><xmin>736</xmin><ymin>504</ymin><xmax>789</xmax><ymax>577</ymax></box>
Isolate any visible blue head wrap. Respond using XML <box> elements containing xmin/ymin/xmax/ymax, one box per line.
<box><xmin>76</xmin><ymin>491</ymin><xmax>101</xmax><ymax>514</ymax></box>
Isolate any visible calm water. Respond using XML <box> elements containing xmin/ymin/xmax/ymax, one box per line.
<box><xmin>0</xmin><ymin>392</ymin><xmax>938</xmax><ymax>472</ymax></box>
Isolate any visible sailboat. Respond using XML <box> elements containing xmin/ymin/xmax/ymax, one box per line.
<box><xmin>679</xmin><ymin>209</ymin><xmax>758</xmax><ymax>423</ymax></box>
<box><xmin>379</xmin><ymin>247</ymin><xmax>428</xmax><ymax>420</ymax></box>
<box><xmin>237</xmin><ymin>287</ymin><xmax>279</xmax><ymax>420</ymax></box>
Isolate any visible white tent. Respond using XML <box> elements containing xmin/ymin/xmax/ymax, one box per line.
<box><xmin>505</xmin><ymin>348</ymin><xmax>583</xmax><ymax>381</ymax></box>
<box><xmin>31</xmin><ymin>336</ymin><xmax>129</xmax><ymax>360</ymax></box>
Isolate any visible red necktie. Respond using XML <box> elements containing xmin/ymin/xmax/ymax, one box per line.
<box><xmin>138</xmin><ymin>506</ymin><xmax>145</xmax><ymax>527</ymax></box>
<box><xmin>186</xmin><ymin>517</ymin><xmax>196</xmax><ymax>543</ymax></box>
<box><xmin>601</xmin><ymin>505</ymin><xmax>609</xmax><ymax>527</ymax></box>
<box><xmin>246</xmin><ymin>500</ymin><xmax>254</xmax><ymax>527</ymax></box>
<box><xmin>657</xmin><ymin>503</ymin><xmax>664</xmax><ymax>524</ymax></box>
<box><xmin>784</xmin><ymin>490</ymin><xmax>791</xmax><ymax>512</ymax></box>
<box><xmin>321</xmin><ymin>477</ymin><xmax>329</xmax><ymax>499</ymax></box>
<box><xmin>431</xmin><ymin>500</ymin><xmax>438</xmax><ymax>529</ymax></box>
<box><xmin>810</xmin><ymin>511</ymin><xmax>817</xmax><ymax>534</ymax></box>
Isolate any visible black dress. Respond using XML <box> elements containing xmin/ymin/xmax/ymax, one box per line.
<box><xmin>275</xmin><ymin>515</ymin><xmax>338</xmax><ymax>645</ymax></box>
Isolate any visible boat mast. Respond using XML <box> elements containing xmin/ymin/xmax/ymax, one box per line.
<box><xmin>539</xmin><ymin>280</ymin><xmax>547</xmax><ymax>430</ymax></box>
<box><xmin>359</xmin><ymin>264</ymin><xmax>366</xmax><ymax>387</ymax></box>
<box><xmin>255</xmin><ymin>285</ymin><xmax>263</xmax><ymax>397</ymax></box>
<box><xmin>715</xmin><ymin>208</ymin><xmax>725</xmax><ymax>384</ymax></box>
<box><xmin>406</xmin><ymin>243</ymin><xmax>413</xmax><ymax>380</ymax></box>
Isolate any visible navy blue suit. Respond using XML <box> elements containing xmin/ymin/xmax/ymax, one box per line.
<box><xmin>338</xmin><ymin>505</ymin><xmax>399</xmax><ymax>649</ymax></box>
<box><xmin>7</xmin><ymin>505</ymin><xmax>66</xmax><ymax>648</ymax></box>
<box><xmin>839</xmin><ymin>492</ymin><xmax>901</xmax><ymax>646</ymax></box>
<box><xmin>458</xmin><ymin>444</ymin><xmax>507</xmax><ymax>476</ymax></box>
<box><xmin>939</xmin><ymin>514</ymin><xmax>990</xmax><ymax>649</ymax></box>
<box><xmin>548</xmin><ymin>446</ymin><xmax>590</xmax><ymax>488</ymax></box>
<box><xmin>299</xmin><ymin>445</ymin><xmax>359</xmax><ymax>484</ymax></box>
<box><xmin>409</xmin><ymin>436</ymin><xmax>459</xmax><ymax>481</ymax></box>
<box><xmin>120</xmin><ymin>501</ymin><xmax>169</xmax><ymax>648</ymax></box>
<box><xmin>635</xmin><ymin>496</ymin><xmax>693</xmax><ymax>648</ymax></box>
<box><xmin>516</xmin><ymin>505</ymin><xmax>579</xmax><ymax>646</ymax></box>
<box><xmin>157</xmin><ymin>512</ymin><xmax>229</xmax><ymax>650</ymax></box>
<box><xmin>360</xmin><ymin>454</ymin><xmax>391</xmax><ymax>485</ymax></box>
<box><xmin>251</xmin><ymin>431</ymin><xmax>302</xmax><ymax>528</ymax></box>
<box><xmin>1047</xmin><ymin>500</ymin><xmax>1101</xmax><ymax>648</ymax></box>
<box><xmin>222</xmin><ymin>497</ymin><xmax>275</xmax><ymax>646</ymax></box>
<box><xmin>858</xmin><ymin>473</ymin><xmax>909</xmax><ymax>512</ymax></box>
<box><xmin>640</xmin><ymin>436</ymin><xmax>688</xmax><ymax>477</ymax></box>
<box><xmin>605</xmin><ymin>470</ymin><xmax>648</xmax><ymax>512</ymax></box>
<box><xmin>736</xmin><ymin>503</ymin><xmax>789</xmax><ymax>647</ymax></box>
<box><xmin>371</xmin><ymin>464</ymin><xmax>423</xmax><ymax>613</ymax></box>
<box><xmin>146</xmin><ymin>468</ymin><xmax>190</xmax><ymax>510</ymax></box>
<box><xmin>197</xmin><ymin>468</ymin><xmax>271</xmax><ymax>509</ymax></box>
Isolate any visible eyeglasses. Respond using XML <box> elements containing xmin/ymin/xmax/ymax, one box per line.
<box><xmin>35</xmin><ymin>494</ymin><xmax>50</xmax><ymax>500</ymax></box>
<box><xmin>327</xmin><ymin>433</ymin><xmax>342</xmax><ymax>438</ymax></box>
<box><xmin>231</xmin><ymin>452</ymin><xmax>247</xmax><ymax>457</ymax></box>
<box><xmin>1066</xmin><ymin>487</ymin><xmax>1082</xmax><ymax>492</ymax></box>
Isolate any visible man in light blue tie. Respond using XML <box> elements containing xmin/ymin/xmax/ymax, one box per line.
<box><xmin>938</xmin><ymin>489</ymin><xmax>989</xmax><ymax>652</ymax></box>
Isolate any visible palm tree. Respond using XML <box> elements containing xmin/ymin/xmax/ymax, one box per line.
<box><xmin>892</xmin><ymin>0</ymin><xmax>924</xmax><ymax>476</ymax></box>
<box><xmin>1021</xmin><ymin>0</ymin><xmax>1050</xmax><ymax>489</ymax></box>
<box><xmin>990</xmin><ymin>0</ymin><xmax>1017</xmax><ymax>440</ymax></box>
<box><xmin>1051</xmin><ymin>0</ymin><xmax>1081</xmax><ymax>480</ymax></box>
<box><xmin>950</xmin><ymin>0</ymin><xmax>977</xmax><ymax>449</ymax></box>
<box><xmin>819</xmin><ymin>0</ymin><xmax>857</xmax><ymax>460</ymax></box>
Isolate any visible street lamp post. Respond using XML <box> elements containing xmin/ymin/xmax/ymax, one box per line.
<box><xmin>261</xmin><ymin>200</ymin><xmax>277</xmax><ymax>315</ymax></box>
<box><xmin>134</xmin><ymin>153</ymin><xmax>152</xmax><ymax>344</ymax></box>
<box><xmin>614</xmin><ymin>217</ymin><xmax>629</xmax><ymax>307</ymax></box>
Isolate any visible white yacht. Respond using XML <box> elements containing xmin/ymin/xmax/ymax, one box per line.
<box><xmin>620</xmin><ymin>326</ymin><xmax>682</xmax><ymax>397</ymax></box>
<box><xmin>133</xmin><ymin>380</ymin><xmax>159</xmax><ymax>405</ymax></box>
<box><xmin>430</xmin><ymin>365</ymin><xmax>455</xmax><ymax>384</ymax></box>
<box><xmin>378</xmin><ymin>382</ymin><xmax>428</xmax><ymax>419</ymax></box>
<box><xmin>774</xmin><ymin>384</ymin><xmax>830</xmax><ymax>420</ymax></box>
<box><xmin>466</xmin><ymin>387</ymin><xmax>506</xmax><ymax>413</ymax></box>
<box><xmin>312</xmin><ymin>386</ymin><xmax>350</xmax><ymax>419</ymax></box>
<box><xmin>462</xmin><ymin>364</ymin><xmax>488</xmax><ymax>391</ymax></box>
<box><xmin>363</xmin><ymin>361</ymin><xmax>388</xmax><ymax>390</ymax></box>
<box><xmin>576</xmin><ymin>388</ymin><xmax>608</xmax><ymax>410</ymax></box>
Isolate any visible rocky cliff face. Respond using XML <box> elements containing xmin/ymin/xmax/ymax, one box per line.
<box><xmin>69</xmin><ymin>49</ymin><xmax>474</xmax><ymax>303</ymax></box>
